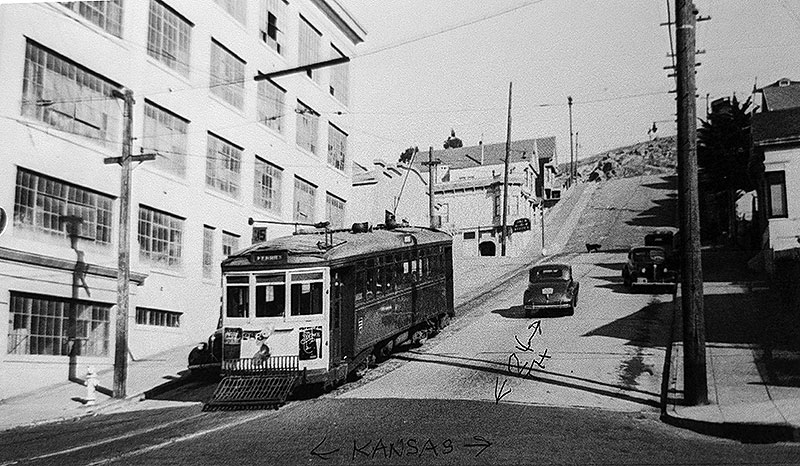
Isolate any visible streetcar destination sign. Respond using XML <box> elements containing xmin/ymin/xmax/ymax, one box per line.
<box><xmin>250</xmin><ymin>250</ymin><xmax>288</xmax><ymax>263</ymax></box>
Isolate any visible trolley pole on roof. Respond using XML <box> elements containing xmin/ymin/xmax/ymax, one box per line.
<box><xmin>501</xmin><ymin>82</ymin><xmax>512</xmax><ymax>256</ymax></box>
<box><xmin>421</xmin><ymin>147</ymin><xmax>440</xmax><ymax>229</ymax></box>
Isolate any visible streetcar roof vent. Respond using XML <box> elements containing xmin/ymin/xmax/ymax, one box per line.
<box><xmin>351</xmin><ymin>221</ymin><xmax>372</xmax><ymax>233</ymax></box>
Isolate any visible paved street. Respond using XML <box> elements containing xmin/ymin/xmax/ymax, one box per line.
<box><xmin>4</xmin><ymin>175</ymin><xmax>800</xmax><ymax>464</ymax></box>
<box><xmin>334</xmin><ymin>250</ymin><xmax>672</xmax><ymax>413</ymax></box>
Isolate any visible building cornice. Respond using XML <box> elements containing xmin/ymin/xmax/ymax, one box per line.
<box><xmin>309</xmin><ymin>0</ymin><xmax>367</xmax><ymax>45</ymax></box>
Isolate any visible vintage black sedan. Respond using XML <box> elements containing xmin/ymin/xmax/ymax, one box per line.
<box><xmin>523</xmin><ymin>263</ymin><xmax>579</xmax><ymax>316</ymax></box>
<box><xmin>622</xmin><ymin>246</ymin><xmax>677</xmax><ymax>288</ymax></box>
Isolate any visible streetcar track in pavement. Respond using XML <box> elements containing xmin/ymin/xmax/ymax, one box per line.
<box><xmin>82</xmin><ymin>411</ymin><xmax>271</xmax><ymax>465</ymax></box>
<box><xmin>3</xmin><ymin>412</ymin><xmax>208</xmax><ymax>465</ymax></box>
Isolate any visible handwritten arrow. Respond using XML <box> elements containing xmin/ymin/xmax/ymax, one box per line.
<box><xmin>464</xmin><ymin>435</ymin><xmax>492</xmax><ymax>457</ymax></box>
<box><xmin>515</xmin><ymin>320</ymin><xmax>542</xmax><ymax>352</ymax></box>
<box><xmin>494</xmin><ymin>377</ymin><xmax>511</xmax><ymax>403</ymax></box>
<box><xmin>310</xmin><ymin>435</ymin><xmax>340</xmax><ymax>460</ymax></box>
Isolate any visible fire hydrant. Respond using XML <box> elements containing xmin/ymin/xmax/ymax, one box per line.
<box><xmin>85</xmin><ymin>366</ymin><xmax>98</xmax><ymax>406</ymax></box>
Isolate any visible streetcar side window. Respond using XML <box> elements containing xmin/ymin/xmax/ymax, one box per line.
<box><xmin>355</xmin><ymin>268</ymin><xmax>365</xmax><ymax>302</ymax></box>
<box><xmin>394</xmin><ymin>255</ymin><xmax>406</xmax><ymax>291</ymax></box>
<box><xmin>226</xmin><ymin>284</ymin><xmax>249</xmax><ymax>318</ymax></box>
<box><xmin>365</xmin><ymin>268</ymin><xmax>375</xmax><ymax>300</ymax></box>
<box><xmin>383</xmin><ymin>258</ymin><xmax>394</xmax><ymax>293</ymax></box>
<box><xmin>290</xmin><ymin>272</ymin><xmax>323</xmax><ymax>316</ymax></box>
<box><xmin>256</xmin><ymin>274</ymin><xmax>285</xmax><ymax>318</ymax></box>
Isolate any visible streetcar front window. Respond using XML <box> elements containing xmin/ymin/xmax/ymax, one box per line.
<box><xmin>256</xmin><ymin>274</ymin><xmax>285</xmax><ymax>317</ymax></box>
<box><xmin>290</xmin><ymin>272</ymin><xmax>323</xmax><ymax>316</ymax></box>
<box><xmin>226</xmin><ymin>285</ymin><xmax>249</xmax><ymax>318</ymax></box>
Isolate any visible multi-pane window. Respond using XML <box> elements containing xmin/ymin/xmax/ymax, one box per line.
<box><xmin>260</xmin><ymin>0</ymin><xmax>286</xmax><ymax>55</ymax></box>
<box><xmin>138</xmin><ymin>205</ymin><xmax>183</xmax><ymax>267</ymax></box>
<box><xmin>329</xmin><ymin>44</ymin><xmax>349</xmax><ymax>104</ymax></box>
<box><xmin>142</xmin><ymin>101</ymin><xmax>189</xmax><ymax>177</ymax></box>
<box><xmin>63</xmin><ymin>0</ymin><xmax>123</xmax><ymax>37</ymax></box>
<box><xmin>203</xmin><ymin>225</ymin><xmax>215</xmax><ymax>278</ymax></box>
<box><xmin>327</xmin><ymin>124</ymin><xmax>347</xmax><ymax>171</ymax></box>
<box><xmin>210</xmin><ymin>40</ymin><xmax>245</xmax><ymax>109</ymax></box>
<box><xmin>298</xmin><ymin>16</ymin><xmax>321</xmax><ymax>81</ymax></box>
<box><xmin>14</xmin><ymin>168</ymin><xmax>114</xmax><ymax>245</ymax></box>
<box><xmin>326</xmin><ymin>193</ymin><xmax>346</xmax><ymax>229</ymax></box>
<box><xmin>254</xmin><ymin>157</ymin><xmax>282</xmax><ymax>213</ymax></box>
<box><xmin>257</xmin><ymin>79</ymin><xmax>285</xmax><ymax>133</ymax></box>
<box><xmin>294</xmin><ymin>177</ymin><xmax>316</xmax><ymax>222</ymax></box>
<box><xmin>222</xmin><ymin>231</ymin><xmax>240</xmax><ymax>257</ymax></box>
<box><xmin>147</xmin><ymin>0</ymin><xmax>192</xmax><ymax>76</ymax></box>
<box><xmin>766</xmin><ymin>171</ymin><xmax>788</xmax><ymax>218</ymax></box>
<box><xmin>8</xmin><ymin>292</ymin><xmax>110</xmax><ymax>357</ymax></box>
<box><xmin>136</xmin><ymin>307</ymin><xmax>181</xmax><ymax>328</ymax></box>
<box><xmin>296</xmin><ymin>101</ymin><xmax>319</xmax><ymax>154</ymax></box>
<box><xmin>206</xmin><ymin>133</ymin><xmax>242</xmax><ymax>197</ymax></box>
<box><xmin>214</xmin><ymin>0</ymin><xmax>246</xmax><ymax>25</ymax></box>
<box><xmin>21</xmin><ymin>40</ymin><xmax>122</xmax><ymax>145</ymax></box>
<box><xmin>493</xmin><ymin>193</ymin><xmax>502</xmax><ymax>218</ymax></box>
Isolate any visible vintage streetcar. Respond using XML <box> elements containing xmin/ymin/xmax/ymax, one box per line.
<box><xmin>190</xmin><ymin>222</ymin><xmax>454</xmax><ymax>409</ymax></box>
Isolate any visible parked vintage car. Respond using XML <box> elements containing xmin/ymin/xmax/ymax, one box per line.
<box><xmin>644</xmin><ymin>228</ymin><xmax>680</xmax><ymax>270</ymax></box>
<box><xmin>622</xmin><ymin>246</ymin><xmax>677</xmax><ymax>288</ymax></box>
<box><xmin>523</xmin><ymin>263</ymin><xmax>579</xmax><ymax>316</ymax></box>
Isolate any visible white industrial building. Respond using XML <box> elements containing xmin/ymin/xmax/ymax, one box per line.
<box><xmin>0</xmin><ymin>0</ymin><xmax>365</xmax><ymax>396</ymax></box>
<box><xmin>351</xmin><ymin>159</ymin><xmax>430</xmax><ymax>228</ymax></box>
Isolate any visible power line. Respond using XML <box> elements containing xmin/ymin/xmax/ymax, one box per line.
<box><xmin>354</xmin><ymin>1</ymin><xmax>547</xmax><ymax>59</ymax></box>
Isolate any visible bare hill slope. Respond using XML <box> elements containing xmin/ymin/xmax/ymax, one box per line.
<box><xmin>559</xmin><ymin>135</ymin><xmax>677</xmax><ymax>182</ymax></box>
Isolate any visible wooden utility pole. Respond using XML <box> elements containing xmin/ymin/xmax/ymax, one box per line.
<box><xmin>575</xmin><ymin>131</ymin><xmax>579</xmax><ymax>178</ymax></box>
<box><xmin>105</xmin><ymin>89</ymin><xmax>155</xmax><ymax>399</ymax></box>
<box><xmin>501</xmin><ymin>82</ymin><xmax>512</xmax><ymax>256</ymax></box>
<box><xmin>421</xmin><ymin>147</ymin><xmax>440</xmax><ymax>229</ymax></box>
<box><xmin>540</xmin><ymin>207</ymin><xmax>546</xmax><ymax>256</ymax></box>
<box><xmin>567</xmin><ymin>96</ymin><xmax>575</xmax><ymax>187</ymax></box>
<box><xmin>676</xmin><ymin>0</ymin><xmax>708</xmax><ymax>405</ymax></box>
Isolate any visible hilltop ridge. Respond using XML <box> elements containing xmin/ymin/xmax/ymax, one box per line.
<box><xmin>558</xmin><ymin>135</ymin><xmax>677</xmax><ymax>182</ymax></box>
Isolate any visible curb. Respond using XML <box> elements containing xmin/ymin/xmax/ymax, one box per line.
<box><xmin>91</xmin><ymin>372</ymin><xmax>196</xmax><ymax>414</ymax></box>
<box><xmin>659</xmin><ymin>286</ymin><xmax>800</xmax><ymax>444</ymax></box>
<box><xmin>0</xmin><ymin>372</ymin><xmax>196</xmax><ymax>433</ymax></box>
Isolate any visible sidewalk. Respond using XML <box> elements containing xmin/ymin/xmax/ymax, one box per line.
<box><xmin>0</xmin><ymin>343</ymin><xmax>199</xmax><ymax>432</ymax></box>
<box><xmin>663</xmin><ymin>248</ymin><xmax>800</xmax><ymax>443</ymax></box>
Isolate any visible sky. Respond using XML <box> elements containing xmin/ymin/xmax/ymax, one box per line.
<box><xmin>337</xmin><ymin>0</ymin><xmax>800</xmax><ymax>168</ymax></box>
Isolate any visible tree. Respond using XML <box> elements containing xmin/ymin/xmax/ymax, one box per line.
<box><xmin>696</xmin><ymin>95</ymin><xmax>753</xmax><ymax>245</ymax></box>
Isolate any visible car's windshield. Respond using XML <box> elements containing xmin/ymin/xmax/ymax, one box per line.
<box><xmin>632</xmin><ymin>249</ymin><xmax>666</xmax><ymax>262</ymax></box>
<box><xmin>531</xmin><ymin>267</ymin><xmax>568</xmax><ymax>281</ymax></box>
